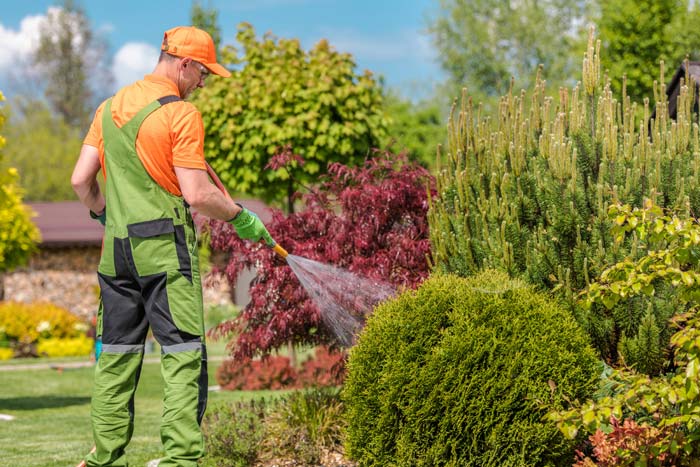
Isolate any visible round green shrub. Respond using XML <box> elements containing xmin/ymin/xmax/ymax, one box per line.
<box><xmin>343</xmin><ymin>270</ymin><xmax>601</xmax><ymax>467</ymax></box>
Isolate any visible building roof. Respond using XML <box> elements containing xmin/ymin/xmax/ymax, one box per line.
<box><xmin>28</xmin><ymin>202</ymin><xmax>104</xmax><ymax>247</ymax></box>
<box><xmin>28</xmin><ymin>199</ymin><xmax>274</xmax><ymax>248</ymax></box>
<box><xmin>665</xmin><ymin>61</ymin><xmax>700</xmax><ymax>119</ymax></box>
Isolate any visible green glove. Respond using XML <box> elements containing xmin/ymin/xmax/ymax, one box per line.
<box><xmin>229</xmin><ymin>205</ymin><xmax>273</xmax><ymax>245</ymax></box>
<box><xmin>90</xmin><ymin>208</ymin><xmax>106</xmax><ymax>226</ymax></box>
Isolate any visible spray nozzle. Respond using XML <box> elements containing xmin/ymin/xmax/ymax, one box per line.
<box><xmin>269</xmin><ymin>241</ymin><xmax>289</xmax><ymax>259</ymax></box>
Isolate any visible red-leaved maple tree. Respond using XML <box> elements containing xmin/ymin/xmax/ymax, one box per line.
<box><xmin>208</xmin><ymin>149</ymin><xmax>435</xmax><ymax>359</ymax></box>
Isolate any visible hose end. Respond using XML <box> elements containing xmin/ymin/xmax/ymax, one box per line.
<box><xmin>271</xmin><ymin>243</ymin><xmax>289</xmax><ymax>259</ymax></box>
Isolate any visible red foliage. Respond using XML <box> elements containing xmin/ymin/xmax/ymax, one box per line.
<box><xmin>574</xmin><ymin>417</ymin><xmax>677</xmax><ymax>466</ymax></box>
<box><xmin>298</xmin><ymin>346</ymin><xmax>346</xmax><ymax>387</ymax></box>
<box><xmin>266</xmin><ymin>144</ymin><xmax>305</xmax><ymax>170</ymax></box>
<box><xmin>216</xmin><ymin>355</ymin><xmax>297</xmax><ymax>390</ymax></box>
<box><xmin>215</xmin><ymin>346</ymin><xmax>347</xmax><ymax>390</ymax></box>
<box><xmin>208</xmin><ymin>150</ymin><xmax>435</xmax><ymax>359</ymax></box>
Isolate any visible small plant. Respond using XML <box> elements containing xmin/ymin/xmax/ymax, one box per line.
<box><xmin>264</xmin><ymin>387</ymin><xmax>346</xmax><ymax>465</ymax></box>
<box><xmin>573</xmin><ymin>417</ymin><xmax>674</xmax><ymax>467</ymax></box>
<box><xmin>200</xmin><ymin>399</ymin><xmax>268</xmax><ymax>467</ymax></box>
<box><xmin>0</xmin><ymin>348</ymin><xmax>13</xmax><ymax>360</ymax></box>
<box><xmin>202</xmin><ymin>391</ymin><xmax>347</xmax><ymax>467</ymax></box>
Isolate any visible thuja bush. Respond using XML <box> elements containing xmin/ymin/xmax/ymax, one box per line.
<box><xmin>343</xmin><ymin>270</ymin><xmax>600</xmax><ymax>467</ymax></box>
<box><xmin>428</xmin><ymin>27</ymin><xmax>700</xmax><ymax>372</ymax></box>
<box><xmin>209</xmin><ymin>150</ymin><xmax>434</xmax><ymax>358</ymax></box>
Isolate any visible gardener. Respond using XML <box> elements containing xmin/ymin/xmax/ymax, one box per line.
<box><xmin>71</xmin><ymin>26</ymin><xmax>273</xmax><ymax>467</ymax></box>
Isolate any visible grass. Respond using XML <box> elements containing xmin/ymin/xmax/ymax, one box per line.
<box><xmin>0</xmin><ymin>337</ymin><xmax>278</xmax><ymax>467</ymax></box>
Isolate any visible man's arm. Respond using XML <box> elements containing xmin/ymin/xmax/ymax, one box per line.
<box><xmin>175</xmin><ymin>166</ymin><xmax>242</xmax><ymax>221</ymax></box>
<box><xmin>71</xmin><ymin>144</ymin><xmax>105</xmax><ymax>214</ymax></box>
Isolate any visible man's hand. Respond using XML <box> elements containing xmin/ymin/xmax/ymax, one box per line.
<box><xmin>229</xmin><ymin>206</ymin><xmax>273</xmax><ymax>245</ymax></box>
<box><xmin>90</xmin><ymin>208</ymin><xmax>106</xmax><ymax>226</ymax></box>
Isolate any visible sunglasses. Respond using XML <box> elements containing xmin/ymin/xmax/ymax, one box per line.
<box><xmin>193</xmin><ymin>62</ymin><xmax>210</xmax><ymax>82</ymax></box>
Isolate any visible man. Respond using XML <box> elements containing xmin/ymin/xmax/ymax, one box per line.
<box><xmin>71</xmin><ymin>26</ymin><xmax>272</xmax><ymax>466</ymax></box>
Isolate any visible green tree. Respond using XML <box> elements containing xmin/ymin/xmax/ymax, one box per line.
<box><xmin>0</xmin><ymin>91</ymin><xmax>41</xmax><ymax>298</ymax></box>
<box><xmin>383</xmin><ymin>93</ymin><xmax>446</xmax><ymax>170</ymax></box>
<box><xmin>1</xmin><ymin>98</ymin><xmax>82</xmax><ymax>201</ymax></box>
<box><xmin>597</xmin><ymin>0</ymin><xmax>697</xmax><ymax>104</ymax></box>
<box><xmin>428</xmin><ymin>0</ymin><xmax>591</xmax><ymax>101</ymax></box>
<box><xmin>190</xmin><ymin>1</ymin><xmax>221</xmax><ymax>52</ymax></box>
<box><xmin>192</xmin><ymin>23</ymin><xmax>388</xmax><ymax>211</ymax></box>
<box><xmin>34</xmin><ymin>0</ymin><xmax>111</xmax><ymax>129</ymax></box>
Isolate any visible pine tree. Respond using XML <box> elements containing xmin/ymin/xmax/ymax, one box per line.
<box><xmin>428</xmin><ymin>27</ymin><xmax>700</xmax><ymax>371</ymax></box>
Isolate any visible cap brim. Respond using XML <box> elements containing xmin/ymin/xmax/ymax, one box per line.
<box><xmin>204</xmin><ymin>62</ymin><xmax>231</xmax><ymax>78</ymax></box>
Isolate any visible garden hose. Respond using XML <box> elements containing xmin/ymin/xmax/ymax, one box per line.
<box><xmin>206</xmin><ymin>163</ymin><xmax>289</xmax><ymax>258</ymax></box>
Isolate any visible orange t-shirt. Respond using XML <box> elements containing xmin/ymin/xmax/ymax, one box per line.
<box><xmin>83</xmin><ymin>74</ymin><xmax>206</xmax><ymax>196</ymax></box>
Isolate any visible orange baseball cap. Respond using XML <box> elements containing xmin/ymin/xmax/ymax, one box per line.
<box><xmin>161</xmin><ymin>26</ymin><xmax>231</xmax><ymax>77</ymax></box>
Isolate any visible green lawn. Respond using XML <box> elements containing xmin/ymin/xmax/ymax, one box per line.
<box><xmin>0</xmin><ymin>339</ymin><xmax>274</xmax><ymax>467</ymax></box>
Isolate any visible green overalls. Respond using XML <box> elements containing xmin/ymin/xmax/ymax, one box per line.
<box><xmin>87</xmin><ymin>96</ymin><xmax>207</xmax><ymax>467</ymax></box>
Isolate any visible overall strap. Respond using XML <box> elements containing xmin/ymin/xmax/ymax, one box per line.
<box><xmin>117</xmin><ymin>95</ymin><xmax>182</xmax><ymax>137</ymax></box>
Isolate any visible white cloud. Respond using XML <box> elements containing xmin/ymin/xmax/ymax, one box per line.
<box><xmin>312</xmin><ymin>27</ymin><xmax>434</xmax><ymax>63</ymax></box>
<box><xmin>111</xmin><ymin>42</ymin><xmax>159</xmax><ymax>90</ymax></box>
<box><xmin>0</xmin><ymin>11</ymin><xmax>48</xmax><ymax>69</ymax></box>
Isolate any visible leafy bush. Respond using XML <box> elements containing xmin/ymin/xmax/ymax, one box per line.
<box><xmin>550</xmin><ymin>202</ymin><xmax>700</xmax><ymax>464</ymax></box>
<box><xmin>428</xmin><ymin>27</ymin><xmax>700</xmax><ymax>370</ymax></box>
<box><xmin>216</xmin><ymin>356</ymin><xmax>297</xmax><ymax>391</ymax></box>
<box><xmin>36</xmin><ymin>336</ymin><xmax>93</xmax><ymax>357</ymax></box>
<box><xmin>201</xmin><ymin>399</ymin><xmax>267</xmax><ymax>467</ymax></box>
<box><xmin>264</xmin><ymin>387</ymin><xmax>345</xmax><ymax>465</ymax></box>
<box><xmin>343</xmin><ymin>271</ymin><xmax>600</xmax><ymax>467</ymax></box>
<box><xmin>216</xmin><ymin>346</ymin><xmax>346</xmax><ymax>390</ymax></box>
<box><xmin>0</xmin><ymin>301</ymin><xmax>89</xmax><ymax>357</ymax></box>
<box><xmin>298</xmin><ymin>346</ymin><xmax>346</xmax><ymax>387</ymax></box>
<box><xmin>0</xmin><ymin>348</ymin><xmax>13</xmax><ymax>360</ymax></box>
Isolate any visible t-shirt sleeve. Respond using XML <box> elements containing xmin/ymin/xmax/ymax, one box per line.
<box><xmin>171</xmin><ymin>104</ymin><xmax>206</xmax><ymax>170</ymax></box>
<box><xmin>83</xmin><ymin>101</ymin><xmax>106</xmax><ymax>147</ymax></box>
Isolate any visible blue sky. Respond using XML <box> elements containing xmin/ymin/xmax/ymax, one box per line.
<box><xmin>0</xmin><ymin>0</ymin><xmax>445</xmax><ymax>101</ymax></box>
